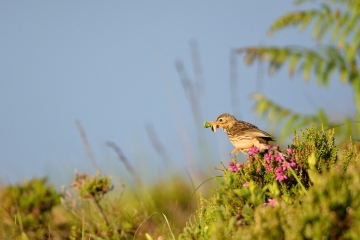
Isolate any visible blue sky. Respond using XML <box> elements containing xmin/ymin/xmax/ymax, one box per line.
<box><xmin>0</xmin><ymin>1</ymin><xmax>355</xmax><ymax>186</ymax></box>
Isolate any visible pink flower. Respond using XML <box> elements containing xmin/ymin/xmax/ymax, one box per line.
<box><xmin>263</xmin><ymin>199</ymin><xmax>276</xmax><ymax>206</ymax></box>
<box><xmin>265</xmin><ymin>164</ymin><xmax>273</xmax><ymax>171</ymax></box>
<box><xmin>274</xmin><ymin>154</ymin><xmax>283</xmax><ymax>163</ymax></box>
<box><xmin>268</xmin><ymin>199</ymin><xmax>276</xmax><ymax>206</ymax></box>
<box><xmin>228</xmin><ymin>163</ymin><xmax>243</xmax><ymax>172</ymax></box>
<box><xmin>276</xmin><ymin>174</ymin><xmax>287</xmax><ymax>182</ymax></box>
<box><xmin>265</xmin><ymin>152</ymin><xmax>273</xmax><ymax>163</ymax></box>
<box><xmin>236</xmin><ymin>163</ymin><xmax>243</xmax><ymax>168</ymax></box>
<box><xmin>229</xmin><ymin>167</ymin><xmax>237</xmax><ymax>172</ymax></box>
<box><xmin>243</xmin><ymin>183</ymin><xmax>249</xmax><ymax>187</ymax></box>
<box><xmin>248</xmin><ymin>146</ymin><xmax>260</xmax><ymax>156</ymax></box>
<box><xmin>287</xmin><ymin>148</ymin><xmax>295</xmax><ymax>155</ymax></box>
<box><xmin>228</xmin><ymin>161</ymin><xmax>235</xmax><ymax>167</ymax></box>
<box><xmin>290</xmin><ymin>161</ymin><xmax>297</xmax><ymax>169</ymax></box>
<box><xmin>275</xmin><ymin>167</ymin><xmax>288</xmax><ymax>182</ymax></box>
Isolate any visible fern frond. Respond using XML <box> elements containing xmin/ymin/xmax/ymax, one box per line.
<box><xmin>252</xmin><ymin>93</ymin><xmax>358</xmax><ymax>143</ymax></box>
<box><xmin>238</xmin><ymin>45</ymin><xmax>359</xmax><ymax>86</ymax></box>
<box><xmin>268</xmin><ymin>10</ymin><xmax>320</xmax><ymax>36</ymax></box>
<box><xmin>252</xmin><ymin>93</ymin><xmax>319</xmax><ymax>142</ymax></box>
<box><xmin>270</xmin><ymin>2</ymin><xmax>360</xmax><ymax>45</ymax></box>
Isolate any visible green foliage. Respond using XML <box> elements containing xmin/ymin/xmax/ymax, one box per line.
<box><xmin>0</xmin><ymin>177</ymin><xmax>61</xmax><ymax>239</ymax></box>
<box><xmin>252</xmin><ymin>93</ymin><xmax>356</xmax><ymax>143</ymax></box>
<box><xmin>239</xmin><ymin>0</ymin><xmax>360</xmax><ymax>142</ymax></box>
<box><xmin>3</xmin><ymin>1</ymin><xmax>360</xmax><ymax>239</ymax></box>
<box><xmin>71</xmin><ymin>171</ymin><xmax>113</xmax><ymax>202</ymax></box>
<box><xmin>58</xmin><ymin>171</ymin><xmax>199</xmax><ymax>239</ymax></box>
<box><xmin>180</xmin><ymin>127</ymin><xmax>355</xmax><ymax>239</ymax></box>
<box><xmin>291</xmin><ymin>127</ymin><xmax>338</xmax><ymax>172</ymax></box>
<box><xmin>63</xmin><ymin>171</ymin><xmax>128</xmax><ymax>239</ymax></box>
<box><xmin>294</xmin><ymin>161</ymin><xmax>360</xmax><ymax>239</ymax></box>
<box><xmin>341</xmin><ymin>139</ymin><xmax>359</xmax><ymax>170</ymax></box>
<box><xmin>243</xmin><ymin>151</ymin><xmax>360</xmax><ymax>239</ymax></box>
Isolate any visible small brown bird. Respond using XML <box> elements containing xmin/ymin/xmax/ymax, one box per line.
<box><xmin>207</xmin><ymin>113</ymin><xmax>275</xmax><ymax>155</ymax></box>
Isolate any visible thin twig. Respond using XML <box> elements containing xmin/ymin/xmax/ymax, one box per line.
<box><xmin>152</xmin><ymin>45</ymin><xmax>198</xmax><ymax>176</ymax></box>
<box><xmin>145</xmin><ymin>123</ymin><xmax>171</xmax><ymax>167</ymax></box>
<box><xmin>106</xmin><ymin>141</ymin><xmax>142</xmax><ymax>187</ymax></box>
<box><xmin>75</xmin><ymin>120</ymin><xmax>99</xmax><ymax>170</ymax></box>
<box><xmin>91</xmin><ymin>198</ymin><xmax>111</xmax><ymax>229</ymax></box>
<box><xmin>175</xmin><ymin>60</ymin><xmax>201</xmax><ymax>124</ymax></box>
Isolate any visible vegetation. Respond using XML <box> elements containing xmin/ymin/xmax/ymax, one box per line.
<box><xmin>240</xmin><ymin>0</ymin><xmax>360</xmax><ymax>143</ymax></box>
<box><xmin>1</xmin><ymin>0</ymin><xmax>360</xmax><ymax>239</ymax></box>
<box><xmin>180</xmin><ymin>127</ymin><xmax>359</xmax><ymax>239</ymax></box>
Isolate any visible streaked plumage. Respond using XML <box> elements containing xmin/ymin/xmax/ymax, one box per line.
<box><xmin>209</xmin><ymin>113</ymin><xmax>275</xmax><ymax>155</ymax></box>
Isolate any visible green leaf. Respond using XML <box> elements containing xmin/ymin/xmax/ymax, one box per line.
<box><xmin>288</xmin><ymin>53</ymin><xmax>301</xmax><ymax>75</ymax></box>
<box><xmin>346</xmin><ymin>28</ymin><xmax>360</xmax><ymax>60</ymax></box>
<box><xmin>312</xmin><ymin>13</ymin><xmax>324</xmax><ymax>40</ymax></box>
<box><xmin>303</xmin><ymin>53</ymin><xmax>314</xmax><ymax>81</ymax></box>
<box><xmin>339</xmin><ymin>67</ymin><xmax>348</xmax><ymax>84</ymax></box>
<box><xmin>300</xmin><ymin>11</ymin><xmax>314</xmax><ymax>31</ymax></box>
<box><xmin>269</xmin><ymin>11</ymin><xmax>305</xmax><ymax>35</ymax></box>
<box><xmin>315</xmin><ymin>59</ymin><xmax>326</xmax><ymax>85</ymax></box>
<box><xmin>323</xmin><ymin>62</ymin><xmax>335</xmax><ymax>86</ymax></box>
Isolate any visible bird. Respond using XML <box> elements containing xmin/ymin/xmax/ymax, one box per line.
<box><xmin>206</xmin><ymin>113</ymin><xmax>275</xmax><ymax>155</ymax></box>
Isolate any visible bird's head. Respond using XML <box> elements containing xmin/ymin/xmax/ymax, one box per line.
<box><xmin>210</xmin><ymin>113</ymin><xmax>236</xmax><ymax>132</ymax></box>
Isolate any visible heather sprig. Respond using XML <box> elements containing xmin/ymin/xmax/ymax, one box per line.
<box><xmin>227</xmin><ymin>145</ymin><xmax>301</xmax><ymax>193</ymax></box>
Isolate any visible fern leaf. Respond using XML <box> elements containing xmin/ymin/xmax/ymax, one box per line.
<box><xmin>322</xmin><ymin>62</ymin><xmax>336</xmax><ymax>86</ymax></box>
<box><xmin>288</xmin><ymin>53</ymin><xmax>301</xmax><ymax>76</ymax></box>
<box><xmin>303</xmin><ymin>53</ymin><xmax>314</xmax><ymax>81</ymax></box>
<box><xmin>346</xmin><ymin>28</ymin><xmax>360</xmax><ymax>60</ymax></box>
<box><xmin>315</xmin><ymin>59</ymin><xmax>326</xmax><ymax>85</ymax></box>
<box><xmin>340</xmin><ymin>67</ymin><xmax>348</xmax><ymax>84</ymax></box>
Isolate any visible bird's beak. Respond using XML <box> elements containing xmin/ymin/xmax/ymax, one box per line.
<box><xmin>204</xmin><ymin>121</ymin><xmax>219</xmax><ymax>132</ymax></box>
<box><xmin>210</xmin><ymin>122</ymin><xmax>218</xmax><ymax>132</ymax></box>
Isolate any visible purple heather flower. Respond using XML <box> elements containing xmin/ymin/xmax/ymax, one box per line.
<box><xmin>274</xmin><ymin>154</ymin><xmax>283</xmax><ymax>163</ymax></box>
<box><xmin>229</xmin><ymin>163</ymin><xmax>243</xmax><ymax>172</ymax></box>
<box><xmin>268</xmin><ymin>199</ymin><xmax>276</xmax><ymax>206</ymax></box>
<box><xmin>275</xmin><ymin>167</ymin><xmax>288</xmax><ymax>182</ymax></box>
<box><xmin>229</xmin><ymin>167</ymin><xmax>237</xmax><ymax>172</ymax></box>
<box><xmin>265</xmin><ymin>164</ymin><xmax>273</xmax><ymax>171</ymax></box>
<box><xmin>236</xmin><ymin>163</ymin><xmax>244</xmax><ymax>168</ymax></box>
<box><xmin>265</xmin><ymin>145</ymin><xmax>272</xmax><ymax>149</ymax></box>
<box><xmin>243</xmin><ymin>183</ymin><xmax>249</xmax><ymax>187</ymax></box>
<box><xmin>228</xmin><ymin>161</ymin><xmax>235</xmax><ymax>167</ymax></box>
<box><xmin>272</xmin><ymin>146</ymin><xmax>279</xmax><ymax>150</ymax></box>
<box><xmin>263</xmin><ymin>199</ymin><xmax>277</xmax><ymax>206</ymax></box>
<box><xmin>289</xmin><ymin>161</ymin><xmax>297</xmax><ymax>169</ymax></box>
<box><xmin>287</xmin><ymin>148</ymin><xmax>295</xmax><ymax>155</ymax></box>
<box><xmin>265</xmin><ymin>152</ymin><xmax>273</xmax><ymax>163</ymax></box>
<box><xmin>248</xmin><ymin>146</ymin><xmax>260</xmax><ymax>156</ymax></box>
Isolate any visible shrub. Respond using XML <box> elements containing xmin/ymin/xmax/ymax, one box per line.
<box><xmin>0</xmin><ymin>177</ymin><xmax>61</xmax><ymax>239</ymax></box>
<box><xmin>180</xmin><ymin>127</ymin><xmax>358</xmax><ymax>239</ymax></box>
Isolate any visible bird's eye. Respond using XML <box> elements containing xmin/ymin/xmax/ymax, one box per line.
<box><xmin>219</xmin><ymin>118</ymin><xmax>223</xmax><ymax>122</ymax></box>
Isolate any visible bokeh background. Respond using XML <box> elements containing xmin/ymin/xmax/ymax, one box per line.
<box><xmin>0</xmin><ymin>1</ymin><xmax>355</xmax><ymax>187</ymax></box>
